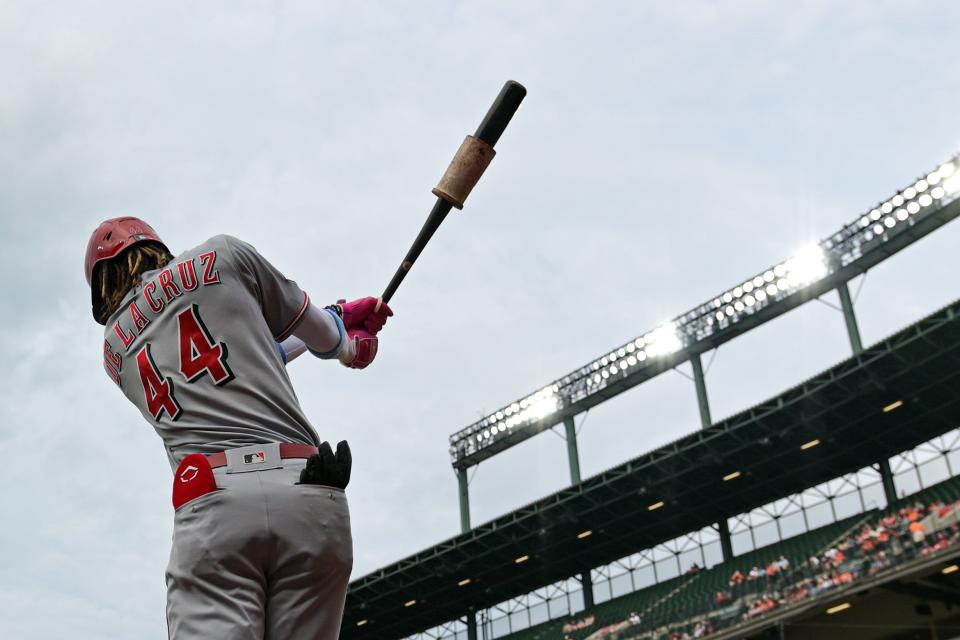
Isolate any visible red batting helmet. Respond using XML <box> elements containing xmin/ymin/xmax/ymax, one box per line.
<box><xmin>85</xmin><ymin>216</ymin><xmax>168</xmax><ymax>320</ymax></box>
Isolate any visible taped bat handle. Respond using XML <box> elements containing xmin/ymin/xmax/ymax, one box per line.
<box><xmin>473</xmin><ymin>80</ymin><xmax>527</xmax><ymax>147</ymax></box>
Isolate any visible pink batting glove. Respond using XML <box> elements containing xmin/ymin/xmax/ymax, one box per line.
<box><xmin>344</xmin><ymin>328</ymin><xmax>378</xmax><ymax>369</ymax></box>
<box><xmin>337</xmin><ymin>297</ymin><xmax>394</xmax><ymax>334</ymax></box>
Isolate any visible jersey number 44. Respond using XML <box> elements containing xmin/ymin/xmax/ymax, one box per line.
<box><xmin>105</xmin><ymin>304</ymin><xmax>234</xmax><ymax>421</ymax></box>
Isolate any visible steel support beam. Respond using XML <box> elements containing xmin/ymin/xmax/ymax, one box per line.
<box><xmin>879</xmin><ymin>458</ymin><xmax>898</xmax><ymax>506</ymax></box>
<box><xmin>580</xmin><ymin>570</ymin><xmax>595</xmax><ymax>609</ymax></box>
<box><xmin>466</xmin><ymin>613</ymin><xmax>477</xmax><ymax>640</ymax></box>
<box><xmin>693</xmin><ymin>352</ymin><xmax>730</xmax><ymax>564</ymax></box>
<box><xmin>717</xmin><ymin>518</ymin><xmax>734</xmax><ymax>563</ymax></box>
<box><xmin>458</xmin><ymin>467</ymin><xmax>471</xmax><ymax>533</ymax></box>
<box><xmin>564</xmin><ymin>417</ymin><xmax>582</xmax><ymax>485</ymax></box>
<box><xmin>840</xmin><ymin>283</ymin><xmax>899</xmax><ymax>512</ymax></box>
<box><xmin>690</xmin><ymin>353</ymin><xmax>712</xmax><ymax>429</ymax></box>
<box><xmin>837</xmin><ymin>281</ymin><xmax>863</xmax><ymax>355</ymax></box>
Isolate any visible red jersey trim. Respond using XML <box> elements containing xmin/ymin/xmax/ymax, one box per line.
<box><xmin>275</xmin><ymin>291</ymin><xmax>310</xmax><ymax>342</ymax></box>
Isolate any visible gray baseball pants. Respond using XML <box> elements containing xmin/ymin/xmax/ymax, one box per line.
<box><xmin>166</xmin><ymin>456</ymin><xmax>352</xmax><ymax>639</ymax></box>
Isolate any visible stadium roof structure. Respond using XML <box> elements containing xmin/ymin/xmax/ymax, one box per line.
<box><xmin>342</xmin><ymin>297</ymin><xmax>960</xmax><ymax>639</ymax></box>
<box><xmin>449</xmin><ymin>155</ymin><xmax>960</xmax><ymax>470</ymax></box>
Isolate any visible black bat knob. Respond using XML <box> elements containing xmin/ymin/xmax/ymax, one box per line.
<box><xmin>474</xmin><ymin>80</ymin><xmax>527</xmax><ymax>148</ymax></box>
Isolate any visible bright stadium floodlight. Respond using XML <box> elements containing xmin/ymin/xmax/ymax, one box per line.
<box><xmin>448</xmin><ymin>154</ymin><xmax>960</xmax><ymax>468</ymax></box>
<box><xmin>785</xmin><ymin>245</ymin><xmax>828</xmax><ymax>286</ymax></box>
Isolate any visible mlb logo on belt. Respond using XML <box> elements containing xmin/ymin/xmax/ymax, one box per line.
<box><xmin>223</xmin><ymin>443</ymin><xmax>282</xmax><ymax>473</ymax></box>
<box><xmin>244</xmin><ymin>451</ymin><xmax>266</xmax><ymax>465</ymax></box>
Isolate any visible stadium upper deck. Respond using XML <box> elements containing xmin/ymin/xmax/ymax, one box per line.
<box><xmin>342</xmin><ymin>297</ymin><xmax>960</xmax><ymax>639</ymax></box>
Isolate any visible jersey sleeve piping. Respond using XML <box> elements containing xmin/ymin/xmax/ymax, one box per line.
<box><xmin>274</xmin><ymin>291</ymin><xmax>310</xmax><ymax>342</ymax></box>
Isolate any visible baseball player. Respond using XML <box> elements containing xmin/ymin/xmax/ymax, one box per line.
<box><xmin>85</xmin><ymin>216</ymin><xmax>392</xmax><ymax>639</ymax></box>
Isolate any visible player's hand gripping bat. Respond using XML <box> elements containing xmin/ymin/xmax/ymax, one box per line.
<box><xmin>379</xmin><ymin>80</ymin><xmax>527</xmax><ymax>305</ymax></box>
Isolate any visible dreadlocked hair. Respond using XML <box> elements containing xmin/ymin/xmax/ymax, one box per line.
<box><xmin>94</xmin><ymin>242</ymin><xmax>174</xmax><ymax>324</ymax></box>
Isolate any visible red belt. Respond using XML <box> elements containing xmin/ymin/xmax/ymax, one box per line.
<box><xmin>205</xmin><ymin>443</ymin><xmax>319</xmax><ymax>469</ymax></box>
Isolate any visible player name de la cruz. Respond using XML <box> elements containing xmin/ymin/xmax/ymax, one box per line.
<box><xmin>114</xmin><ymin>250</ymin><xmax>221</xmax><ymax>345</ymax></box>
<box><xmin>103</xmin><ymin>251</ymin><xmax>221</xmax><ymax>383</ymax></box>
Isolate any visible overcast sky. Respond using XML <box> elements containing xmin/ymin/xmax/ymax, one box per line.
<box><xmin>2</xmin><ymin>2</ymin><xmax>960</xmax><ymax>638</ymax></box>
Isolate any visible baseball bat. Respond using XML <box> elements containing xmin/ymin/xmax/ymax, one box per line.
<box><xmin>380</xmin><ymin>80</ymin><xmax>527</xmax><ymax>304</ymax></box>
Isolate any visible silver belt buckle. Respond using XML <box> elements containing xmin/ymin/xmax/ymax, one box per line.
<box><xmin>224</xmin><ymin>443</ymin><xmax>283</xmax><ymax>473</ymax></box>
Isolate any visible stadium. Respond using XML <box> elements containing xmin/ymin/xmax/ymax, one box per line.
<box><xmin>341</xmin><ymin>156</ymin><xmax>960</xmax><ymax>640</ymax></box>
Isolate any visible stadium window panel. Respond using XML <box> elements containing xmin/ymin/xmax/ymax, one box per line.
<box><xmin>528</xmin><ymin>601</ymin><xmax>549</xmax><ymax>627</ymax></box>
<box><xmin>678</xmin><ymin>548</ymin><xmax>704</xmax><ymax>574</ymax></box>
<box><xmin>509</xmin><ymin>608</ymin><xmax>529</xmax><ymax>632</ymax></box>
<box><xmin>893</xmin><ymin>466</ymin><xmax>922</xmax><ymax>499</ymax></box>
<box><xmin>751</xmin><ymin>520</ymin><xmax>779</xmax><ymax>548</ymax></box>
<box><xmin>731</xmin><ymin>529</ymin><xmax>754</xmax><ymax>555</ymax></box>
<box><xmin>655</xmin><ymin>557</ymin><xmax>680</xmax><ymax>582</ymax></box>
<box><xmin>860</xmin><ymin>481</ymin><xmax>888</xmax><ymax>511</ymax></box>
<box><xmin>949</xmin><ymin>449</ymin><xmax>960</xmax><ymax>481</ymax></box>
<box><xmin>803</xmin><ymin>500</ymin><xmax>833</xmax><ymax>530</ymax></box>
<box><xmin>632</xmin><ymin>564</ymin><xmax>656</xmax><ymax>590</ymax></box>
<box><xmin>607</xmin><ymin>572</ymin><xmax>631</xmax><ymax>599</ymax></box>
<box><xmin>491</xmin><ymin>616</ymin><xmax>510</xmax><ymax>637</ymax></box>
<box><xmin>833</xmin><ymin>491</ymin><xmax>863</xmax><ymax>521</ymax></box>
<box><xmin>918</xmin><ymin>456</ymin><xmax>951</xmax><ymax>488</ymax></box>
<box><xmin>778</xmin><ymin>511</ymin><xmax>806</xmax><ymax>539</ymax></box>
<box><xmin>702</xmin><ymin>541</ymin><xmax>724</xmax><ymax>570</ymax></box>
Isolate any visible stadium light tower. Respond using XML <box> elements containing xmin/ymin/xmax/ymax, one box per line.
<box><xmin>448</xmin><ymin>155</ymin><xmax>960</xmax><ymax>532</ymax></box>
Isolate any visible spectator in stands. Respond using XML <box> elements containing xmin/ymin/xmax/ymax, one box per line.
<box><xmin>910</xmin><ymin>519</ymin><xmax>927</xmax><ymax>546</ymax></box>
<box><xmin>923</xmin><ymin>530</ymin><xmax>951</xmax><ymax>555</ymax></box>
<box><xmin>729</xmin><ymin>569</ymin><xmax>745</xmax><ymax>586</ymax></box>
<box><xmin>867</xmin><ymin>550</ymin><xmax>891</xmax><ymax>576</ymax></box>
<box><xmin>692</xmin><ymin>617</ymin><xmax>713</xmax><ymax>637</ymax></box>
<box><xmin>783</xmin><ymin>579</ymin><xmax>811</xmax><ymax>604</ymax></box>
<box><xmin>777</xmin><ymin>555</ymin><xmax>790</xmax><ymax>572</ymax></box>
<box><xmin>935</xmin><ymin>500</ymin><xmax>953</xmax><ymax>518</ymax></box>
<box><xmin>745</xmin><ymin>595</ymin><xmax>777</xmax><ymax>619</ymax></box>
<box><xmin>765</xmin><ymin>561</ymin><xmax>778</xmax><ymax>581</ymax></box>
<box><xmin>748</xmin><ymin>566</ymin><xmax>763</xmax><ymax>581</ymax></box>
<box><xmin>628</xmin><ymin>611</ymin><xmax>641</xmax><ymax>625</ymax></box>
<box><xmin>715</xmin><ymin>589</ymin><xmax>731</xmax><ymax>606</ymax></box>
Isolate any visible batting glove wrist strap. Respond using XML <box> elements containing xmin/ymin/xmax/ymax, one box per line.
<box><xmin>307</xmin><ymin>308</ymin><xmax>347</xmax><ymax>360</ymax></box>
<box><xmin>341</xmin><ymin>328</ymin><xmax>377</xmax><ymax>369</ymax></box>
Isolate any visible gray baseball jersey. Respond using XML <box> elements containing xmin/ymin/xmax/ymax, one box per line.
<box><xmin>101</xmin><ymin>234</ymin><xmax>321</xmax><ymax>468</ymax></box>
